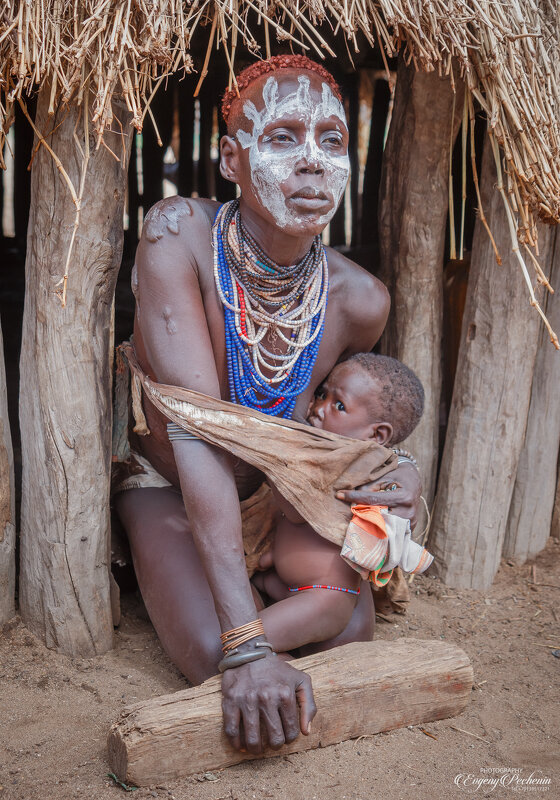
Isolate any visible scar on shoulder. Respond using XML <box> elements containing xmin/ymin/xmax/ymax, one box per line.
<box><xmin>162</xmin><ymin>305</ymin><xmax>178</xmax><ymax>335</ymax></box>
<box><xmin>143</xmin><ymin>197</ymin><xmax>193</xmax><ymax>243</ymax></box>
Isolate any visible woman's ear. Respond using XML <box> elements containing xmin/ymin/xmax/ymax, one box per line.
<box><xmin>371</xmin><ymin>422</ymin><xmax>393</xmax><ymax>446</ymax></box>
<box><xmin>220</xmin><ymin>135</ymin><xmax>241</xmax><ymax>183</ymax></box>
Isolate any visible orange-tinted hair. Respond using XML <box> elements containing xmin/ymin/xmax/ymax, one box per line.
<box><xmin>221</xmin><ymin>55</ymin><xmax>341</xmax><ymax>125</ymax></box>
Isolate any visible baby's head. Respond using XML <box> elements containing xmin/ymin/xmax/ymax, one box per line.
<box><xmin>307</xmin><ymin>353</ymin><xmax>424</xmax><ymax>445</ymax></box>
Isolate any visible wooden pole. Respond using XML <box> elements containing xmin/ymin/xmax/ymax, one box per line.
<box><xmin>108</xmin><ymin>639</ymin><xmax>473</xmax><ymax>786</ymax></box>
<box><xmin>551</xmin><ymin>470</ymin><xmax>560</xmax><ymax>541</ymax></box>
<box><xmin>378</xmin><ymin>57</ymin><xmax>464</xmax><ymax>511</ymax></box>
<box><xmin>0</xmin><ymin>320</ymin><xmax>16</xmax><ymax>624</ymax></box>
<box><xmin>504</xmin><ymin>228</ymin><xmax>559</xmax><ymax>563</ymax></box>
<box><xmin>19</xmin><ymin>88</ymin><xmax>132</xmax><ymax>655</ymax></box>
<box><xmin>430</xmin><ymin>138</ymin><xmax>542</xmax><ymax>589</ymax></box>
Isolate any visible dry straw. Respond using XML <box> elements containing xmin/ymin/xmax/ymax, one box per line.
<box><xmin>0</xmin><ymin>1</ymin><xmax>559</xmax><ymax>322</ymax></box>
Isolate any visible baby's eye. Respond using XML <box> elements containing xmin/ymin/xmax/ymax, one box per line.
<box><xmin>315</xmin><ymin>388</ymin><xmax>326</xmax><ymax>399</ymax></box>
<box><xmin>335</xmin><ymin>400</ymin><xmax>345</xmax><ymax>411</ymax></box>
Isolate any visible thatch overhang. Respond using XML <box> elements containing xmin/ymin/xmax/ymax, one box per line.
<box><xmin>1</xmin><ymin>1</ymin><xmax>559</xmax><ymax>236</ymax></box>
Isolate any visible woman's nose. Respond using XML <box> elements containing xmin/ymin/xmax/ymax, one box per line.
<box><xmin>295</xmin><ymin>139</ymin><xmax>324</xmax><ymax>175</ymax></box>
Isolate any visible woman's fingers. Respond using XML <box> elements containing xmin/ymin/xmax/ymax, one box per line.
<box><xmin>295</xmin><ymin>672</ymin><xmax>317</xmax><ymax>735</ymax></box>
<box><xmin>221</xmin><ymin>657</ymin><xmax>316</xmax><ymax>753</ymax></box>
<box><xmin>336</xmin><ymin>487</ymin><xmax>409</xmax><ymax>509</ymax></box>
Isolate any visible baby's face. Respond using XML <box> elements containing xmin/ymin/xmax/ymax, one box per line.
<box><xmin>307</xmin><ymin>362</ymin><xmax>382</xmax><ymax>439</ymax></box>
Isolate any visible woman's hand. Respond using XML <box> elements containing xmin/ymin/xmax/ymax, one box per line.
<box><xmin>336</xmin><ymin>461</ymin><xmax>422</xmax><ymax>529</ymax></box>
<box><xmin>221</xmin><ymin>654</ymin><xmax>316</xmax><ymax>754</ymax></box>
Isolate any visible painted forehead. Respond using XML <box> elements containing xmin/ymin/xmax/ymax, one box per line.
<box><xmin>236</xmin><ymin>73</ymin><xmax>347</xmax><ymax>138</ymax></box>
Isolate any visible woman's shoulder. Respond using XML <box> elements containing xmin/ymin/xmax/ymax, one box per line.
<box><xmin>325</xmin><ymin>247</ymin><xmax>390</xmax><ymax>352</ymax></box>
<box><xmin>141</xmin><ymin>196</ymin><xmax>220</xmax><ymax>244</ymax></box>
<box><xmin>326</xmin><ymin>247</ymin><xmax>388</xmax><ymax>306</ymax></box>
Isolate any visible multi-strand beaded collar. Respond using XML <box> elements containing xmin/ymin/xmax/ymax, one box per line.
<box><xmin>213</xmin><ymin>199</ymin><xmax>328</xmax><ymax>418</ymax></box>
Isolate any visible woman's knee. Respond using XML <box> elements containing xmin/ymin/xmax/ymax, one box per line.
<box><xmin>172</xmin><ymin>631</ymin><xmax>223</xmax><ymax>684</ymax></box>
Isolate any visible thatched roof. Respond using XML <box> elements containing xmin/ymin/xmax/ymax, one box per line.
<box><xmin>1</xmin><ymin>1</ymin><xmax>559</xmax><ymax>233</ymax></box>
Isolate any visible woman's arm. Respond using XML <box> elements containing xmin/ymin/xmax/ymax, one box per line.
<box><xmin>135</xmin><ymin>199</ymin><xmax>316</xmax><ymax>752</ymax></box>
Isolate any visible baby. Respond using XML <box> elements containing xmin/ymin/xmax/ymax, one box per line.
<box><xmin>255</xmin><ymin>352</ymin><xmax>431</xmax><ymax>653</ymax></box>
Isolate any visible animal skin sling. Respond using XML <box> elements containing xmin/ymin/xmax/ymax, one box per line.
<box><xmin>117</xmin><ymin>341</ymin><xmax>398</xmax><ymax>547</ymax></box>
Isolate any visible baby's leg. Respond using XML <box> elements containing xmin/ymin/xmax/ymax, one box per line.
<box><xmin>259</xmin><ymin>587</ymin><xmax>358</xmax><ymax>652</ymax></box>
<box><xmin>258</xmin><ymin>515</ymin><xmax>361</xmax><ymax>651</ymax></box>
<box><xmin>299</xmin><ymin>581</ymin><xmax>374</xmax><ymax>656</ymax></box>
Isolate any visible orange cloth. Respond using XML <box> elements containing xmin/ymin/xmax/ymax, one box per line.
<box><xmin>341</xmin><ymin>504</ymin><xmax>433</xmax><ymax>587</ymax></box>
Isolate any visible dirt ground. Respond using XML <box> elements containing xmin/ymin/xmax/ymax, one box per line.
<box><xmin>1</xmin><ymin>539</ymin><xmax>559</xmax><ymax>800</ymax></box>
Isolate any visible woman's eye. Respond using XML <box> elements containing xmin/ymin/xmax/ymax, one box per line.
<box><xmin>335</xmin><ymin>401</ymin><xmax>345</xmax><ymax>411</ymax></box>
<box><xmin>322</xmin><ymin>134</ymin><xmax>343</xmax><ymax>147</ymax></box>
<box><xmin>264</xmin><ymin>132</ymin><xmax>295</xmax><ymax>145</ymax></box>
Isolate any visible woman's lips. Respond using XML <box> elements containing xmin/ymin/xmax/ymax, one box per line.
<box><xmin>287</xmin><ymin>188</ymin><xmax>331</xmax><ymax>212</ymax></box>
<box><xmin>287</xmin><ymin>197</ymin><xmax>331</xmax><ymax>211</ymax></box>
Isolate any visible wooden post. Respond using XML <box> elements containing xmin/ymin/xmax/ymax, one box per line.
<box><xmin>504</xmin><ymin>228</ymin><xmax>559</xmax><ymax>563</ymax></box>
<box><xmin>378</xmin><ymin>57</ymin><xmax>464</xmax><ymax>510</ymax></box>
<box><xmin>19</xmin><ymin>88</ymin><xmax>132</xmax><ymax>655</ymax></box>
<box><xmin>0</xmin><ymin>320</ymin><xmax>16</xmax><ymax>624</ymax></box>
<box><xmin>430</xmin><ymin>139</ymin><xmax>542</xmax><ymax>589</ymax></box>
<box><xmin>108</xmin><ymin>639</ymin><xmax>473</xmax><ymax>786</ymax></box>
<box><xmin>551</xmin><ymin>470</ymin><xmax>560</xmax><ymax>541</ymax></box>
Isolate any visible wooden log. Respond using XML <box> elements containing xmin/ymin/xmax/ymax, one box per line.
<box><xmin>378</xmin><ymin>57</ymin><xmax>464</xmax><ymax>511</ymax></box>
<box><xmin>430</xmin><ymin>139</ymin><xmax>543</xmax><ymax>589</ymax></box>
<box><xmin>504</xmin><ymin>227</ymin><xmax>560</xmax><ymax>563</ymax></box>
<box><xmin>108</xmin><ymin>639</ymin><xmax>473</xmax><ymax>786</ymax></box>
<box><xmin>0</xmin><ymin>319</ymin><xmax>16</xmax><ymax>624</ymax></box>
<box><xmin>19</xmin><ymin>88</ymin><xmax>132</xmax><ymax>655</ymax></box>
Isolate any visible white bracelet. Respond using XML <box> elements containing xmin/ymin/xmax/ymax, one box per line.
<box><xmin>393</xmin><ymin>447</ymin><xmax>418</xmax><ymax>469</ymax></box>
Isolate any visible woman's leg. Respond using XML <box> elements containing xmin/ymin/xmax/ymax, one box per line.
<box><xmin>299</xmin><ymin>581</ymin><xmax>375</xmax><ymax>656</ymax></box>
<box><xmin>114</xmin><ymin>486</ymin><xmax>222</xmax><ymax>684</ymax></box>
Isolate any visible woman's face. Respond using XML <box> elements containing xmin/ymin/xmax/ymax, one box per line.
<box><xmin>227</xmin><ymin>71</ymin><xmax>350</xmax><ymax>237</ymax></box>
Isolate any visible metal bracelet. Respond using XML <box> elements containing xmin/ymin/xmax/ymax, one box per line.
<box><xmin>254</xmin><ymin>641</ymin><xmax>275</xmax><ymax>651</ymax></box>
<box><xmin>218</xmin><ymin>648</ymin><xmax>267</xmax><ymax>673</ymax></box>
<box><xmin>167</xmin><ymin>422</ymin><xmax>199</xmax><ymax>441</ymax></box>
<box><xmin>397</xmin><ymin>455</ymin><xmax>417</xmax><ymax>467</ymax></box>
<box><xmin>393</xmin><ymin>447</ymin><xmax>418</xmax><ymax>469</ymax></box>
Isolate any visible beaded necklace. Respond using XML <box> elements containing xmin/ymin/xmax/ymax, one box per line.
<box><xmin>213</xmin><ymin>200</ymin><xmax>328</xmax><ymax>418</ymax></box>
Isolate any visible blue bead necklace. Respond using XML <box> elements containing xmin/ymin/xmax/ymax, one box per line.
<box><xmin>212</xmin><ymin>201</ymin><xmax>328</xmax><ymax>418</ymax></box>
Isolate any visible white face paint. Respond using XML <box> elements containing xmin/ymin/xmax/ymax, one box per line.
<box><xmin>235</xmin><ymin>75</ymin><xmax>350</xmax><ymax>230</ymax></box>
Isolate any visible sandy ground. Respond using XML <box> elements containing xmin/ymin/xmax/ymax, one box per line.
<box><xmin>1</xmin><ymin>539</ymin><xmax>559</xmax><ymax>800</ymax></box>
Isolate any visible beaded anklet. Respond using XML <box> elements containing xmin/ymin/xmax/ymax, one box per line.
<box><xmin>288</xmin><ymin>585</ymin><xmax>360</xmax><ymax>596</ymax></box>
